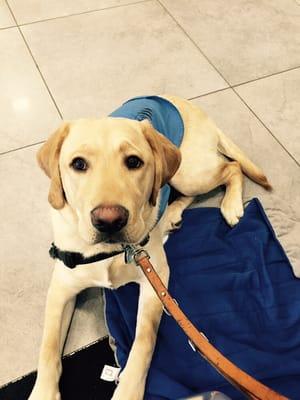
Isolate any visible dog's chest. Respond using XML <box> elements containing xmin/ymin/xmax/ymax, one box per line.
<box><xmin>70</xmin><ymin>259</ymin><xmax>114</xmax><ymax>289</ymax></box>
<box><xmin>69</xmin><ymin>255</ymin><xmax>140</xmax><ymax>290</ymax></box>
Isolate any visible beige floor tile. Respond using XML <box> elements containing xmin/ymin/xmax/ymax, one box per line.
<box><xmin>21</xmin><ymin>1</ymin><xmax>227</xmax><ymax>119</ymax></box>
<box><xmin>235</xmin><ymin>68</ymin><xmax>300</xmax><ymax>164</ymax></box>
<box><xmin>191</xmin><ymin>89</ymin><xmax>300</xmax><ymax>211</ymax></box>
<box><xmin>8</xmin><ymin>0</ymin><xmax>145</xmax><ymax>24</ymax></box>
<box><xmin>161</xmin><ymin>0</ymin><xmax>300</xmax><ymax>85</ymax></box>
<box><xmin>0</xmin><ymin>28</ymin><xmax>61</xmax><ymax>153</ymax></box>
<box><xmin>0</xmin><ymin>146</ymin><xmax>107</xmax><ymax>385</ymax></box>
<box><xmin>0</xmin><ymin>0</ymin><xmax>15</xmax><ymax>28</ymax></box>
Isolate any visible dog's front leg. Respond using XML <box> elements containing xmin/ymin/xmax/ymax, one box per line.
<box><xmin>112</xmin><ymin>249</ymin><xmax>169</xmax><ymax>400</ymax></box>
<box><xmin>29</xmin><ymin>263</ymin><xmax>80</xmax><ymax>400</ymax></box>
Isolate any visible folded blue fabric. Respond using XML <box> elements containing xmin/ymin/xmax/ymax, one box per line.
<box><xmin>104</xmin><ymin>199</ymin><xmax>300</xmax><ymax>399</ymax></box>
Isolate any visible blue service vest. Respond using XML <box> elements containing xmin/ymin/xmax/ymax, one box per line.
<box><xmin>109</xmin><ymin>96</ymin><xmax>184</xmax><ymax>220</ymax></box>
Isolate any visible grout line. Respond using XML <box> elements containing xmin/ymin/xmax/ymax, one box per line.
<box><xmin>231</xmin><ymin>88</ymin><xmax>300</xmax><ymax>168</ymax></box>
<box><xmin>18</xmin><ymin>28</ymin><xmax>64</xmax><ymax>119</ymax></box>
<box><xmin>157</xmin><ymin>0</ymin><xmax>300</xmax><ymax>89</ymax></box>
<box><xmin>187</xmin><ymin>87</ymin><xmax>229</xmax><ymax>101</ymax></box>
<box><xmin>232</xmin><ymin>65</ymin><xmax>300</xmax><ymax>88</ymax></box>
<box><xmin>5</xmin><ymin>0</ymin><xmax>64</xmax><ymax>120</ymax></box>
<box><xmin>0</xmin><ymin>24</ymin><xmax>16</xmax><ymax>30</ymax></box>
<box><xmin>7</xmin><ymin>0</ymin><xmax>151</xmax><ymax>27</ymax></box>
<box><xmin>156</xmin><ymin>0</ymin><xmax>231</xmax><ymax>86</ymax></box>
<box><xmin>0</xmin><ymin>141</ymin><xmax>45</xmax><ymax>156</ymax></box>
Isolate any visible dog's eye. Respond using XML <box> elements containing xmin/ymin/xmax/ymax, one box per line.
<box><xmin>125</xmin><ymin>155</ymin><xmax>143</xmax><ymax>169</ymax></box>
<box><xmin>71</xmin><ymin>157</ymin><xmax>88</xmax><ymax>171</ymax></box>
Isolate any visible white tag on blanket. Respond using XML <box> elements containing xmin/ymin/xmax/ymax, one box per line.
<box><xmin>100</xmin><ymin>365</ymin><xmax>121</xmax><ymax>382</ymax></box>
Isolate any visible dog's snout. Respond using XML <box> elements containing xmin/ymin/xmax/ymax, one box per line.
<box><xmin>91</xmin><ymin>205</ymin><xmax>129</xmax><ymax>233</ymax></box>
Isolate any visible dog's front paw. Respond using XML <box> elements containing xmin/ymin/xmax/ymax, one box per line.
<box><xmin>221</xmin><ymin>196</ymin><xmax>244</xmax><ymax>227</ymax></box>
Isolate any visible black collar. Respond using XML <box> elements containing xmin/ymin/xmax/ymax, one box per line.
<box><xmin>49</xmin><ymin>235</ymin><xmax>149</xmax><ymax>269</ymax></box>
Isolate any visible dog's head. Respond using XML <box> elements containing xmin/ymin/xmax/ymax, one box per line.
<box><xmin>37</xmin><ymin>118</ymin><xmax>181</xmax><ymax>245</ymax></box>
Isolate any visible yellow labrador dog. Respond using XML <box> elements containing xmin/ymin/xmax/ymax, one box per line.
<box><xmin>29</xmin><ymin>95</ymin><xmax>270</xmax><ymax>400</ymax></box>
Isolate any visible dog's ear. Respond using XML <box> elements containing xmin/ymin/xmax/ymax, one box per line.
<box><xmin>141</xmin><ymin>119</ymin><xmax>181</xmax><ymax>206</ymax></box>
<box><xmin>37</xmin><ymin>122</ymin><xmax>70</xmax><ymax>209</ymax></box>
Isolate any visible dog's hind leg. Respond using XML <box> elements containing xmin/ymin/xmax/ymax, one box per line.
<box><xmin>218</xmin><ymin>161</ymin><xmax>244</xmax><ymax>227</ymax></box>
<box><xmin>217</xmin><ymin>128</ymin><xmax>272</xmax><ymax>190</ymax></box>
<box><xmin>170</xmin><ymin>159</ymin><xmax>244</xmax><ymax>227</ymax></box>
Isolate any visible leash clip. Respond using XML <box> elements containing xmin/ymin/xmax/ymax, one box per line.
<box><xmin>123</xmin><ymin>244</ymin><xmax>150</xmax><ymax>265</ymax></box>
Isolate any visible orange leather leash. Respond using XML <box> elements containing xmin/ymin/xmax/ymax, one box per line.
<box><xmin>124</xmin><ymin>245</ymin><xmax>289</xmax><ymax>400</ymax></box>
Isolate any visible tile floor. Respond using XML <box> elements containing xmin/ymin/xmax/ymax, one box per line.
<box><xmin>0</xmin><ymin>0</ymin><xmax>299</xmax><ymax>387</ymax></box>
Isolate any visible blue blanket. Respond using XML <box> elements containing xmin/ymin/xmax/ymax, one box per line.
<box><xmin>104</xmin><ymin>199</ymin><xmax>300</xmax><ymax>399</ymax></box>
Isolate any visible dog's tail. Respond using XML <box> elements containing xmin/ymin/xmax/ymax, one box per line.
<box><xmin>217</xmin><ymin>129</ymin><xmax>272</xmax><ymax>190</ymax></box>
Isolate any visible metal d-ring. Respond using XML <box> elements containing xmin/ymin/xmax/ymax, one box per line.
<box><xmin>163</xmin><ymin>298</ymin><xmax>178</xmax><ymax>316</ymax></box>
<box><xmin>188</xmin><ymin>339</ymin><xmax>197</xmax><ymax>352</ymax></box>
<box><xmin>188</xmin><ymin>331</ymin><xmax>209</xmax><ymax>352</ymax></box>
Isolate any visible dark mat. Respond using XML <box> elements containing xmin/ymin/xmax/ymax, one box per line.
<box><xmin>0</xmin><ymin>337</ymin><xmax>116</xmax><ymax>400</ymax></box>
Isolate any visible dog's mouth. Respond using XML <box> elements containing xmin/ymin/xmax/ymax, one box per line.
<box><xmin>92</xmin><ymin>231</ymin><xmax>131</xmax><ymax>245</ymax></box>
<box><xmin>104</xmin><ymin>236</ymin><xmax>124</xmax><ymax>244</ymax></box>
<box><xmin>93</xmin><ymin>231</ymin><xmax>148</xmax><ymax>246</ymax></box>
<box><xmin>93</xmin><ymin>233</ymin><xmax>124</xmax><ymax>245</ymax></box>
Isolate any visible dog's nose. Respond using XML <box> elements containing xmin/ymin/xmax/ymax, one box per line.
<box><xmin>91</xmin><ymin>205</ymin><xmax>129</xmax><ymax>233</ymax></box>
